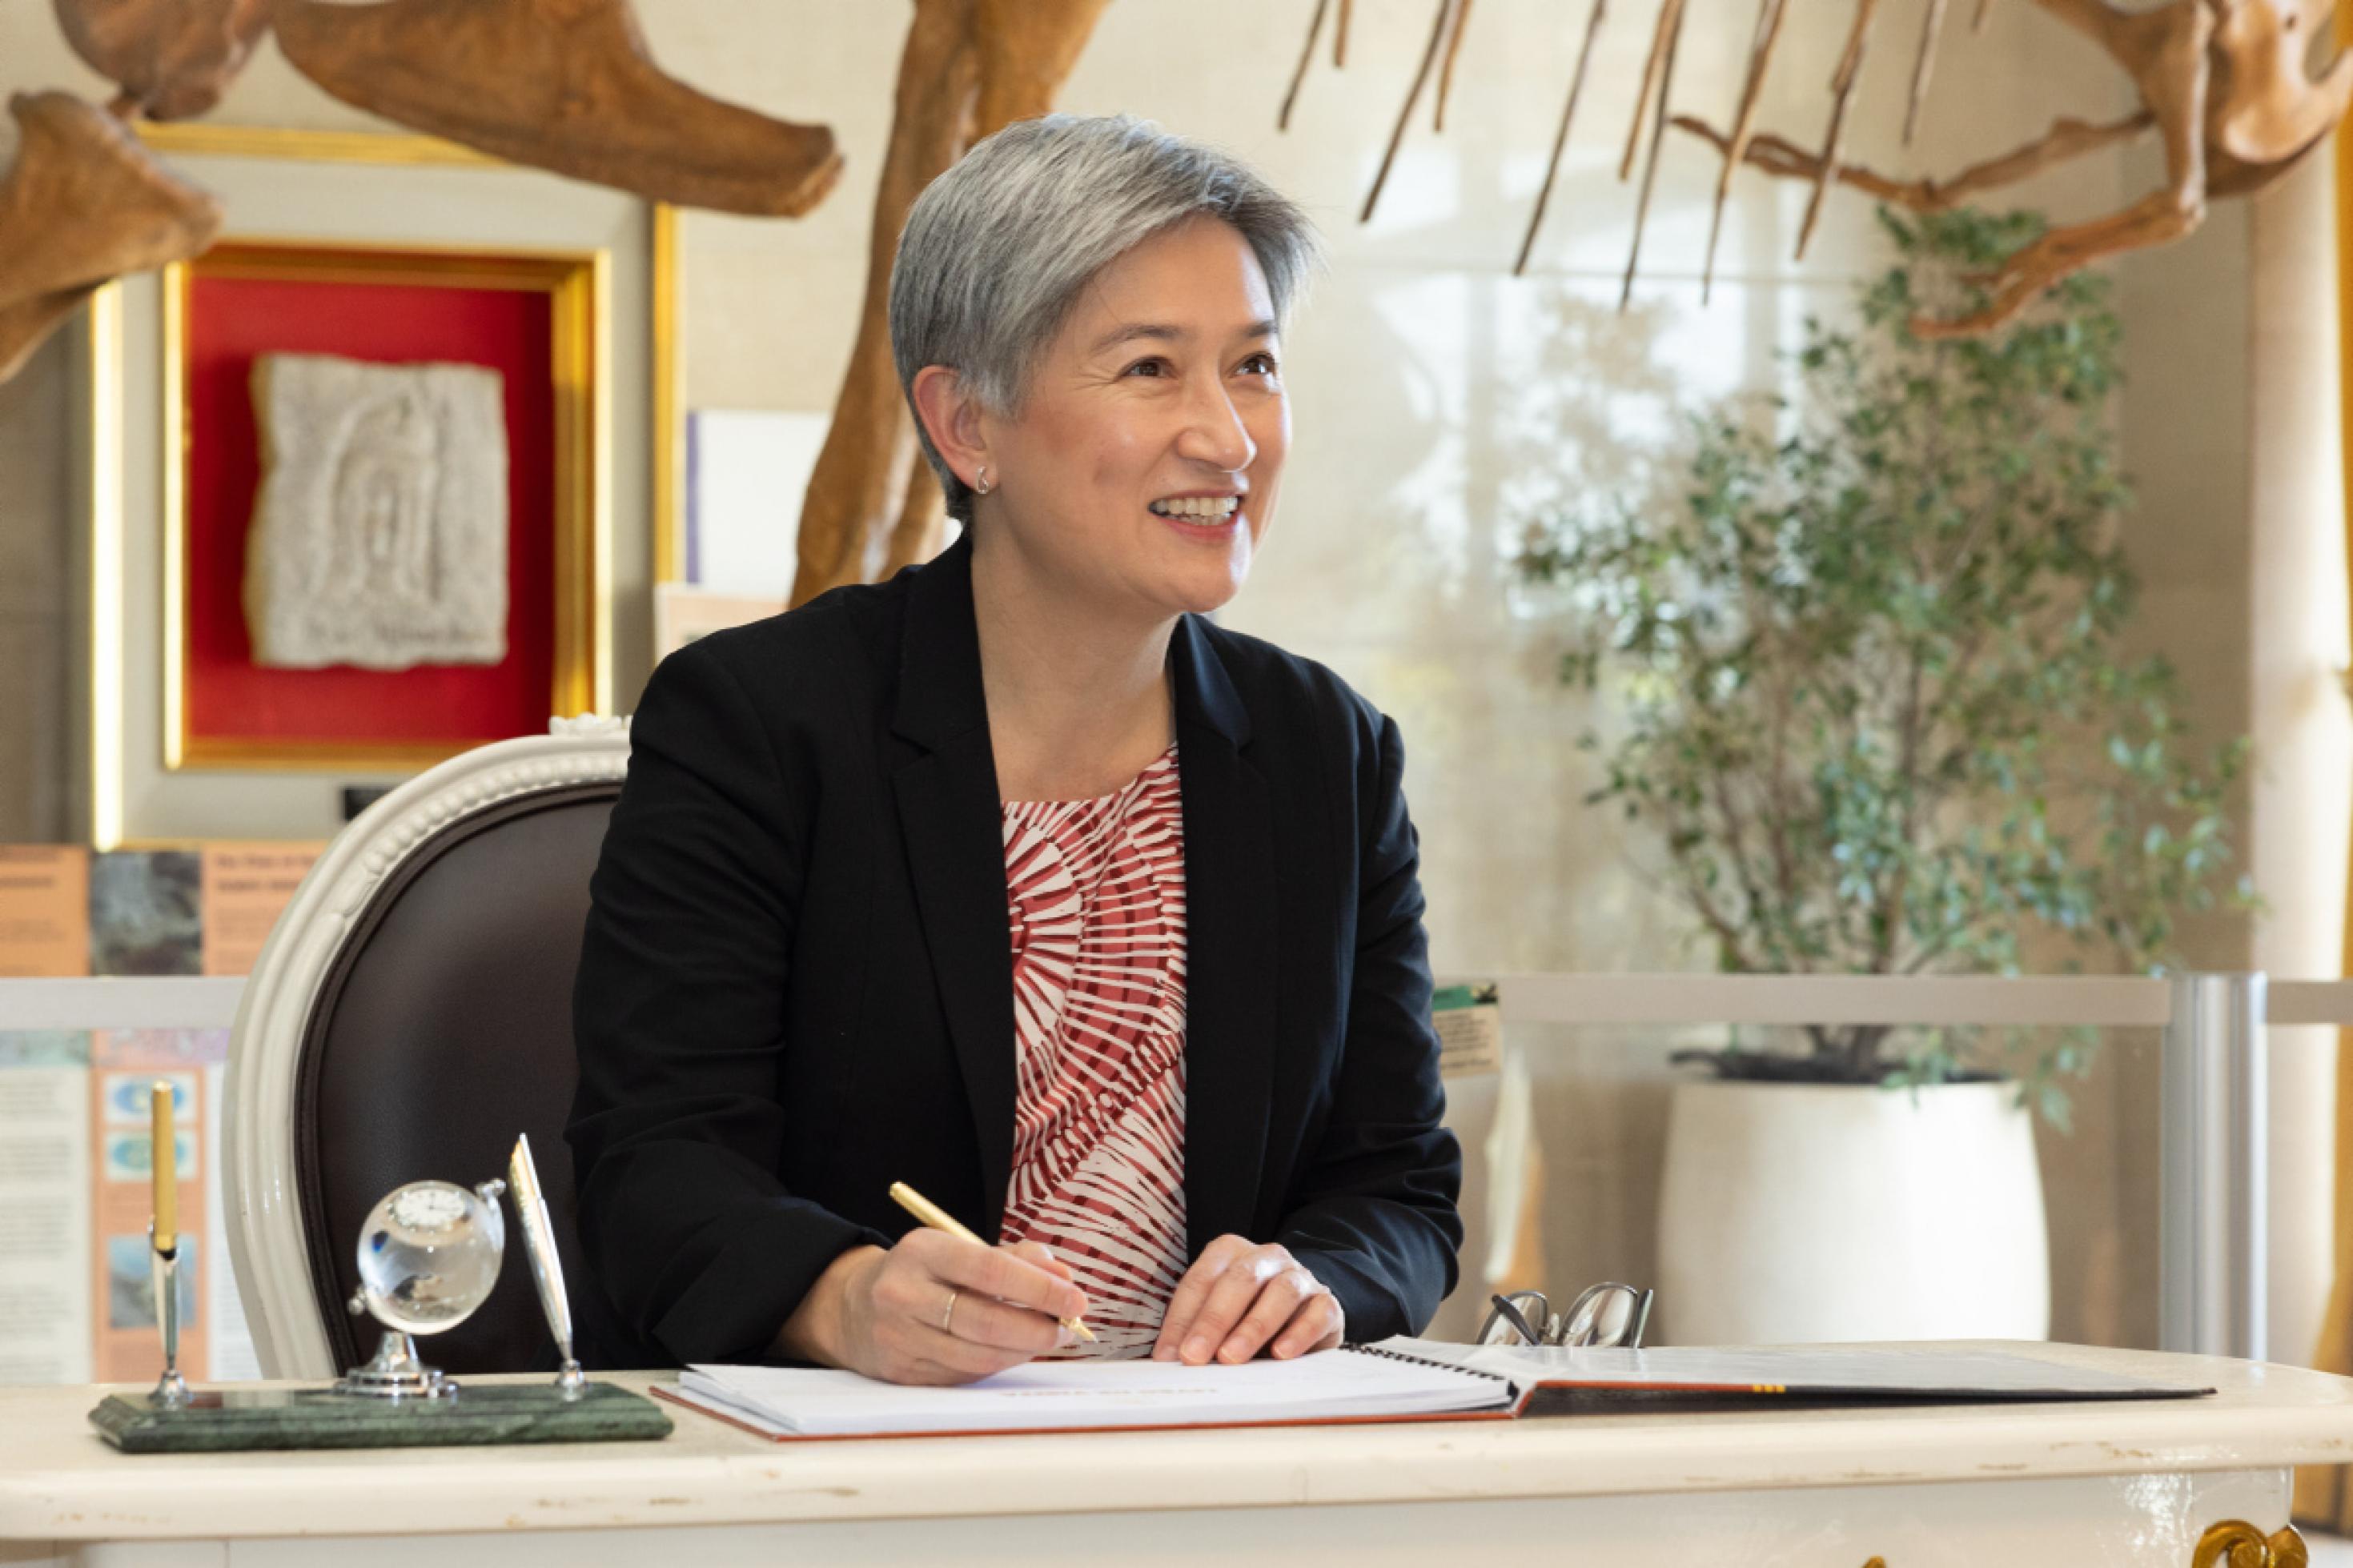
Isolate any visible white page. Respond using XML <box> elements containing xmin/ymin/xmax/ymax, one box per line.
<box><xmin>681</xmin><ymin>1347</ymin><xmax>1509</xmax><ymax>1436</ymax></box>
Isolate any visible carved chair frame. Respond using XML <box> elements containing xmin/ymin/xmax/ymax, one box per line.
<box><xmin>222</xmin><ymin>722</ymin><xmax>630</xmax><ymax>1379</ymax></box>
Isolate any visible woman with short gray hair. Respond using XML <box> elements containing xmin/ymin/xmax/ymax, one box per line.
<box><xmin>570</xmin><ymin>114</ymin><xmax>1463</xmax><ymax>1386</ymax></box>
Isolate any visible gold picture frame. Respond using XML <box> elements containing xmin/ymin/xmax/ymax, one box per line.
<box><xmin>133</xmin><ymin>121</ymin><xmax>685</xmax><ymax>581</ymax></box>
<box><xmin>159</xmin><ymin>237</ymin><xmax>609</xmax><ymax>774</ymax></box>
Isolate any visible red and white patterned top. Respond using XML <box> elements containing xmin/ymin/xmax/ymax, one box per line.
<box><xmin>998</xmin><ymin>744</ymin><xmax>1188</xmax><ymax>1359</ymax></box>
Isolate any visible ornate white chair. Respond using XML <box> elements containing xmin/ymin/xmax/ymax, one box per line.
<box><xmin>223</xmin><ymin>719</ymin><xmax>632</xmax><ymax>1379</ymax></box>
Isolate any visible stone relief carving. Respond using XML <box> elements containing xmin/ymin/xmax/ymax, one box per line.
<box><xmin>243</xmin><ymin>351</ymin><xmax>510</xmax><ymax>671</ymax></box>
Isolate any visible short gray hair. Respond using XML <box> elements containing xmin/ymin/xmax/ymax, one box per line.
<box><xmin>889</xmin><ymin>114</ymin><xmax>1323</xmax><ymax>523</ymax></box>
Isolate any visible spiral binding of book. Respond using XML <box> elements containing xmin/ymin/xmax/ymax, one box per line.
<box><xmin>1340</xmin><ymin>1342</ymin><xmax>1514</xmax><ymax>1391</ymax></box>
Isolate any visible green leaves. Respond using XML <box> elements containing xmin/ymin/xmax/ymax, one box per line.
<box><xmin>1515</xmin><ymin>205</ymin><xmax>2249</xmax><ymax>1126</ymax></box>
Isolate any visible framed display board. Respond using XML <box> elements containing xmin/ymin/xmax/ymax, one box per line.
<box><xmin>72</xmin><ymin>126</ymin><xmax>667</xmax><ymax>845</ymax></box>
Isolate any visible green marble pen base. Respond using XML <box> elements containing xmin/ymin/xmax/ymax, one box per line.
<box><xmin>90</xmin><ymin>1381</ymin><xmax>673</xmax><ymax>1453</ymax></box>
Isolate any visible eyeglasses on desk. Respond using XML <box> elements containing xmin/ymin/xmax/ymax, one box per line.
<box><xmin>1477</xmin><ymin>1283</ymin><xmax>1655</xmax><ymax>1349</ymax></box>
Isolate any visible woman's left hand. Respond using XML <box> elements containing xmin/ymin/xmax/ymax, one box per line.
<box><xmin>1151</xmin><ymin>1236</ymin><xmax>1344</xmax><ymax>1364</ymax></box>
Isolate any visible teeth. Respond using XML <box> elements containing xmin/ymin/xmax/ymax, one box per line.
<box><xmin>1150</xmin><ymin>496</ymin><xmax>1240</xmax><ymax>519</ymax></box>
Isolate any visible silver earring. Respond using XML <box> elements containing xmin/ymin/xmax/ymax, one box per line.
<box><xmin>974</xmin><ymin>463</ymin><xmax>992</xmax><ymax>496</ymax></box>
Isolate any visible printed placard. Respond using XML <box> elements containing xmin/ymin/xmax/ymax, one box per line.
<box><xmin>1432</xmin><ymin>982</ymin><xmax>1504</xmax><ymax>1078</ymax></box>
<box><xmin>0</xmin><ymin>846</ymin><xmax>90</xmax><ymax>977</ymax></box>
<box><xmin>0</xmin><ymin>1033</ymin><xmax>94</xmax><ymax>1384</ymax></box>
<box><xmin>200</xmin><ymin>843</ymin><xmax>324</xmax><ymax>976</ymax></box>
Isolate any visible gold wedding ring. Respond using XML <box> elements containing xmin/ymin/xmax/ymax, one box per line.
<box><xmin>889</xmin><ymin>1180</ymin><xmax>1093</xmax><ymax>1343</ymax></box>
<box><xmin>942</xmin><ymin>1287</ymin><xmax>959</xmax><ymax>1334</ymax></box>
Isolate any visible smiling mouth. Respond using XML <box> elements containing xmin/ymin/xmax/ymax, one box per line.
<box><xmin>1149</xmin><ymin>496</ymin><xmax>1241</xmax><ymax>523</ymax></box>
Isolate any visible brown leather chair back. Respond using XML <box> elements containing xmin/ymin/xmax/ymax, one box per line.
<box><xmin>291</xmin><ymin>783</ymin><xmax>617</xmax><ymax>1376</ymax></box>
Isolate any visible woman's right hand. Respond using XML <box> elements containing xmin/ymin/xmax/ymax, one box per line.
<box><xmin>775</xmin><ymin>1230</ymin><xmax>1087</xmax><ymax>1385</ymax></box>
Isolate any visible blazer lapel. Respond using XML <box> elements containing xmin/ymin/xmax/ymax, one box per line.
<box><xmin>889</xmin><ymin>537</ymin><xmax>1017</xmax><ymax>1237</ymax></box>
<box><xmin>1170</xmin><ymin>618</ymin><xmax>1279</xmax><ymax>1260</ymax></box>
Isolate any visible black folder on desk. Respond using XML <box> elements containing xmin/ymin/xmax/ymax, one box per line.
<box><xmin>1383</xmin><ymin>1337</ymin><xmax>2217</xmax><ymax>1417</ymax></box>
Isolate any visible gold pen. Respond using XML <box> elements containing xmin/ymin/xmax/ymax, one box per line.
<box><xmin>151</xmin><ymin>1081</ymin><xmax>177</xmax><ymax>1256</ymax></box>
<box><xmin>888</xmin><ymin>1181</ymin><xmax>1095</xmax><ymax>1344</ymax></box>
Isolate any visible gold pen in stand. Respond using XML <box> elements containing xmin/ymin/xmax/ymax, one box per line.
<box><xmin>887</xmin><ymin>1181</ymin><xmax>1095</xmax><ymax>1344</ymax></box>
<box><xmin>151</xmin><ymin>1081</ymin><xmax>176</xmax><ymax>1256</ymax></box>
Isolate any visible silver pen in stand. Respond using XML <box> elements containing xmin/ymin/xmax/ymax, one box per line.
<box><xmin>149</xmin><ymin>1081</ymin><xmax>189</xmax><ymax>1408</ymax></box>
<box><xmin>508</xmin><ymin>1133</ymin><xmax>588</xmax><ymax>1397</ymax></box>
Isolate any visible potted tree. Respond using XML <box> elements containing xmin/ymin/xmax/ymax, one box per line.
<box><xmin>1516</xmin><ymin>210</ymin><xmax>2251</xmax><ymax>1344</ymax></box>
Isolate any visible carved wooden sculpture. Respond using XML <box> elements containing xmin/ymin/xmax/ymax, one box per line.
<box><xmin>1294</xmin><ymin>0</ymin><xmax>2352</xmax><ymax>336</ymax></box>
<box><xmin>54</xmin><ymin>0</ymin><xmax>270</xmax><ymax>121</ymax></box>
<box><xmin>0</xmin><ymin>94</ymin><xmax>221</xmax><ymax>303</ymax></box>
<box><xmin>786</xmin><ymin>0</ymin><xmax>1113</xmax><ymax>607</ymax></box>
<box><xmin>1682</xmin><ymin>0</ymin><xmax>2351</xmax><ymax>332</ymax></box>
<box><xmin>268</xmin><ymin>0</ymin><xmax>843</xmax><ymax>216</ymax></box>
<box><xmin>1</xmin><ymin>0</ymin><xmax>854</xmax><ymax>386</ymax></box>
<box><xmin>0</xmin><ymin>283</ymin><xmax>98</xmax><ymax>383</ymax></box>
<box><xmin>0</xmin><ymin>0</ymin><xmax>268</xmax><ymax>387</ymax></box>
<box><xmin>1</xmin><ymin>0</ymin><xmax>2343</xmax><ymax>558</ymax></box>
<box><xmin>0</xmin><ymin>92</ymin><xmax>221</xmax><ymax>379</ymax></box>
<box><xmin>1361</xmin><ymin>0</ymin><xmax>1464</xmax><ymax>223</ymax></box>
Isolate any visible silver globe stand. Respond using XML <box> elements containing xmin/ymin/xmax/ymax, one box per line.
<box><xmin>335</xmin><ymin>1176</ymin><xmax>507</xmax><ymax>1402</ymax></box>
<box><xmin>335</xmin><ymin>1329</ymin><xmax>460</xmax><ymax>1401</ymax></box>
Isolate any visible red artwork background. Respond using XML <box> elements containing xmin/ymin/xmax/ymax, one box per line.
<box><xmin>183</xmin><ymin>270</ymin><xmax>557</xmax><ymax>752</ymax></box>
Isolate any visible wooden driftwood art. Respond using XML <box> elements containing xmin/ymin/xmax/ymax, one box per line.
<box><xmin>786</xmin><ymin>0</ymin><xmax>1114</xmax><ymax>606</ymax></box>
<box><xmin>0</xmin><ymin>91</ymin><xmax>220</xmax><ymax>379</ymax></box>
<box><xmin>268</xmin><ymin>0</ymin><xmax>843</xmax><ymax>216</ymax></box>
<box><xmin>0</xmin><ymin>282</ymin><xmax>101</xmax><ymax>384</ymax></box>
<box><xmin>0</xmin><ymin>0</ymin><xmax>847</xmax><ymax>386</ymax></box>
<box><xmin>1291</xmin><ymin>0</ymin><xmax>2353</xmax><ymax>335</ymax></box>
<box><xmin>54</xmin><ymin>0</ymin><xmax>270</xmax><ymax>121</ymax></box>
<box><xmin>795</xmin><ymin>0</ymin><xmax>2353</xmax><ymax>591</ymax></box>
<box><xmin>1</xmin><ymin>0</ymin><xmax>251</xmax><ymax>377</ymax></box>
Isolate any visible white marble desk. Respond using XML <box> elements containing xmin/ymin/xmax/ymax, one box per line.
<box><xmin>4</xmin><ymin>1341</ymin><xmax>2351</xmax><ymax>1568</ymax></box>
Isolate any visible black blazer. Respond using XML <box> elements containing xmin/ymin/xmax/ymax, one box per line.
<box><xmin>566</xmin><ymin>535</ymin><xmax>1463</xmax><ymax>1367</ymax></box>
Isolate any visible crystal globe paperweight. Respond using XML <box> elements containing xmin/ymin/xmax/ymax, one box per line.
<box><xmin>335</xmin><ymin>1177</ymin><xmax>508</xmax><ymax>1400</ymax></box>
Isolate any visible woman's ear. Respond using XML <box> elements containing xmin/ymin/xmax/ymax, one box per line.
<box><xmin>909</xmin><ymin>365</ymin><xmax>988</xmax><ymax>488</ymax></box>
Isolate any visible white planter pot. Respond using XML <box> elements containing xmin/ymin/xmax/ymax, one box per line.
<box><xmin>1655</xmin><ymin>1077</ymin><xmax>2050</xmax><ymax>1345</ymax></box>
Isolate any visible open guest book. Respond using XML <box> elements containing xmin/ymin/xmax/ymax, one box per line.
<box><xmin>657</xmin><ymin>1338</ymin><xmax>2214</xmax><ymax>1442</ymax></box>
